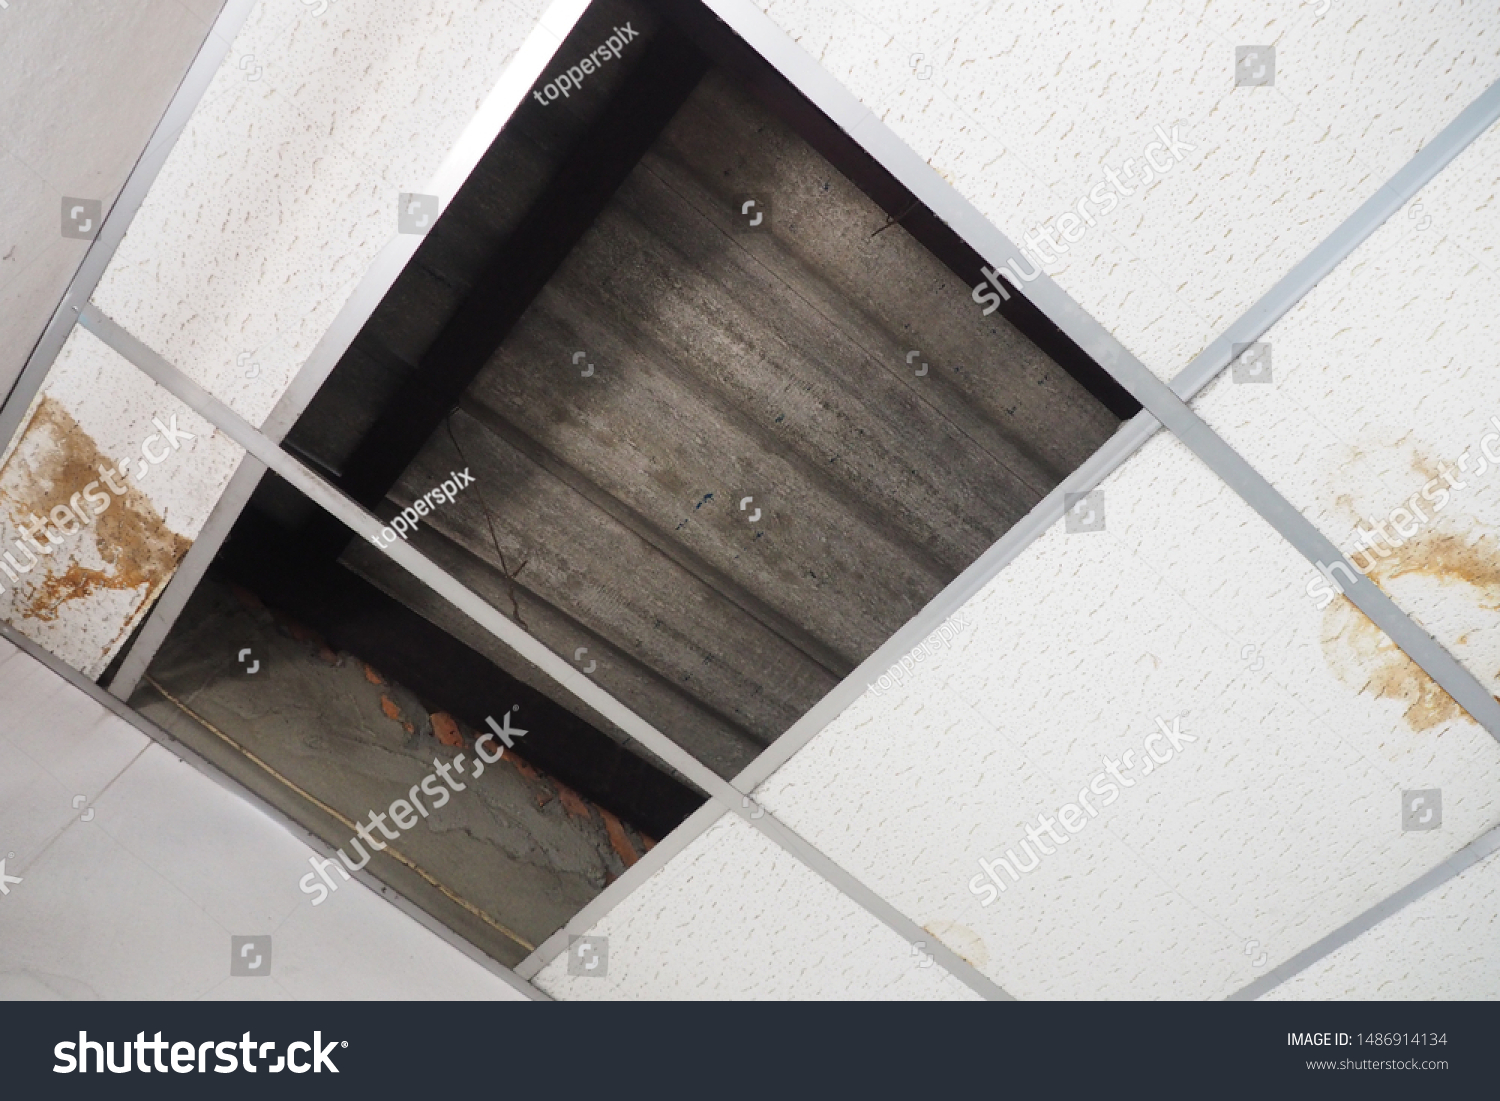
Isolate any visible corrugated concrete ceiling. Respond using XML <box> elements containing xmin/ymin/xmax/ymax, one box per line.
<box><xmin>281</xmin><ymin>54</ymin><xmax>1121</xmax><ymax>779</ymax></box>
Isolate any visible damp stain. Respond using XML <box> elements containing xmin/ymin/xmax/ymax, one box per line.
<box><xmin>923</xmin><ymin>920</ymin><xmax>989</xmax><ymax>971</ymax></box>
<box><xmin>0</xmin><ymin>395</ymin><xmax>191</xmax><ymax>644</ymax></box>
<box><xmin>1321</xmin><ymin>528</ymin><xmax>1500</xmax><ymax>732</ymax></box>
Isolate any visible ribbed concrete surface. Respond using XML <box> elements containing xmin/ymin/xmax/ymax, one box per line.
<box><xmin>360</xmin><ymin>65</ymin><xmax>1118</xmax><ymax>777</ymax></box>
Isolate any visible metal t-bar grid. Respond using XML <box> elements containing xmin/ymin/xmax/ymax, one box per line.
<box><xmin>77</xmin><ymin>302</ymin><xmax>1013</xmax><ymax>1001</ymax></box>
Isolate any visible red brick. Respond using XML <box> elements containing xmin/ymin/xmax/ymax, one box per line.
<box><xmin>599</xmin><ymin>808</ymin><xmax>640</xmax><ymax>868</ymax></box>
<box><xmin>555</xmin><ymin>785</ymin><xmax>592</xmax><ymax>821</ymax></box>
<box><xmin>431</xmin><ymin>712</ymin><xmax>464</xmax><ymax>748</ymax></box>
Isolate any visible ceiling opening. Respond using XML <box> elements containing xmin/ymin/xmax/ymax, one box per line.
<box><xmin>118</xmin><ymin>0</ymin><xmax>1133</xmax><ymax>966</ymax></box>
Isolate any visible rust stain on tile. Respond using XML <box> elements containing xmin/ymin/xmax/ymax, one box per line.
<box><xmin>1320</xmin><ymin>529</ymin><xmax>1500</xmax><ymax>732</ymax></box>
<box><xmin>1323</xmin><ymin>597</ymin><xmax>1463</xmax><ymax>731</ymax></box>
<box><xmin>922</xmin><ymin>920</ymin><xmax>989</xmax><ymax>971</ymax></box>
<box><xmin>1377</xmin><ymin>531</ymin><xmax>1500</xmax><ymax>606</ymax></box>
<box><xmin>0</xmin><ymin>396</ymin><xmax>190</xmax><ymax>648</ymax></box>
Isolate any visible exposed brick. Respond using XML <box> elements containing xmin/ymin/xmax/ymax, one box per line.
<box><xmin>555</xmin><ymin>784</ymin><xmax>592</xmax><ymax>821</ymax></box>
<box><xmin>431</xmin><ymin>711</ymin><xmax>464</xmax><ymax>748</ymax></box>
<box><xmin>363</xmin><ymin>663</ymin><xmax>386</xmax><ymax>686</ymax></box>
<box><xmin>507</xmin><ymin>754</ymin><xmax>541</xmax><ymax>783</ymax></box>
<box><xmin>379</xmin><ymin>694</ymin><xmax>404</xmax><ymax>723</ymax></box>
<box><xmin>599</xmin><ymin>807</ymin><xmax>640</xmax><ymax>868</ymax></box>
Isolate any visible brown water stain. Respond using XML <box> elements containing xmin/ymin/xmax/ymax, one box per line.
<box><xmin>1378</xmin><ymin>530</ymin><xmax>1500</xmax><ymax>606</ymax></box>
<box><xmin>1321</xmin><ymin>528</ymin><xmax>1500</xmax><ymax>731</ymax></box>
<box><xmin>922</xmin><ymin>920</ymin><xmax>989</xmax><ymax>971</ymax></box>
<box><xmin>0</xmin><ymin>396</ymin><xmax>191</xmax><ymax>640</ymax></box>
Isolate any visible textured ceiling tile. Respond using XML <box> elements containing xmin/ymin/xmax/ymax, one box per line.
<box><xmin>755</xmin><ymin>432</ymin><xmax>1500</xmax><ymax>998</ymax></box>
<box><xmin>91</xmin><ymin>72</ymin><xmax>389</xmax><ymax>427</ymax></box>
<box><xmin>1195</xmin><ymin>117</ymin><xmax>1500</xmax><ymax>701</ymax></box>
<box><xmin>1263</xmin><ymin>846</ymin><xmax>1500</xmax><ymax>1000</ymax></box>
<box><xmin>1255</xmin><ymin>0</ymin><xmax>1500</xmax><ymax>181</ymax></box>
<box><xmin>1426</xmin><ymin>121</ymin><xmax>1500</xmax><ymax>272</ymax></box>
<box><xmin>239</xmin><ymin>0</ymin><xmax>546</xmax><ymax>199</ymax></box>
<box><xmin>91</xmin><ymin>0</ymin><xmax>549</xmax><ymax>429</ymax></box>
<box><xmin>0</xmin><ymin>327</ymin><xmax>243</xmax><ymax>675</ymax></box>
<box><xmin>751</xmin><ymin>0</ymin><xmax>1500</xmax><ymax>377</ymax></box>
<box><xmin>860</xmin><ymin>77</ymin><xmax>1218</xmax><ymax>379</ymax></box>
<box><xmin>534</xmin><ymin>812</ymin><xmax>982</xmax><ymax>1000</ymax></box>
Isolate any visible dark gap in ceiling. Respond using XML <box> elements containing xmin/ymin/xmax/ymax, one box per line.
<box><xmin>299</xmin><ymin>9</ymin><xmax>711</xmax><ymax>561</ymax></box>
<box><xmin>217</xmin><ymin>503</ymin><xmax>703</xmax><ymax>841</ymax></box>
<box><xmin>267</xmin><ymin>0</ymin><xmax>1130</xmax><ymax>784</ymax></box>
<box><xmin>642</xmin><ymin>0</ymin><xmax>1143</xmax><ymax>422</ymax></box>
<box><xmin>137</xmin><ymin>0</ymin><xmax>1136</xmax><ymax>964</ymax></box>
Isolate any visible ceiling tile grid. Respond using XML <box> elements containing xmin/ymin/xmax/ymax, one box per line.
<box><xmin>1193</xmin><ymin>117</ymin><xmax>1500</xmax><ymax>702</ymax></box>
<box><xmin>1263</xmin><ymin>844</ymin><xmax>1500</xmax><ymax>1000</ymax></box>
<box><xmin>4</xmin><ymin>0</ymin><xmax>1496</xmax><ymax>1002</ymax></box>
<box><xmin>754</xmin><ymin>0</ymin><xmax>1500</xmax><ymax>379</ymax></box>
<box><xmin>750</xmin><ymin>430</ymin><xmax>1500</xmax><ymax>998</ymax></box>
<box><xmin>90</xmin><ymin>0</ymin><xmax>551</xmax><ymax>429</ymax></box>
